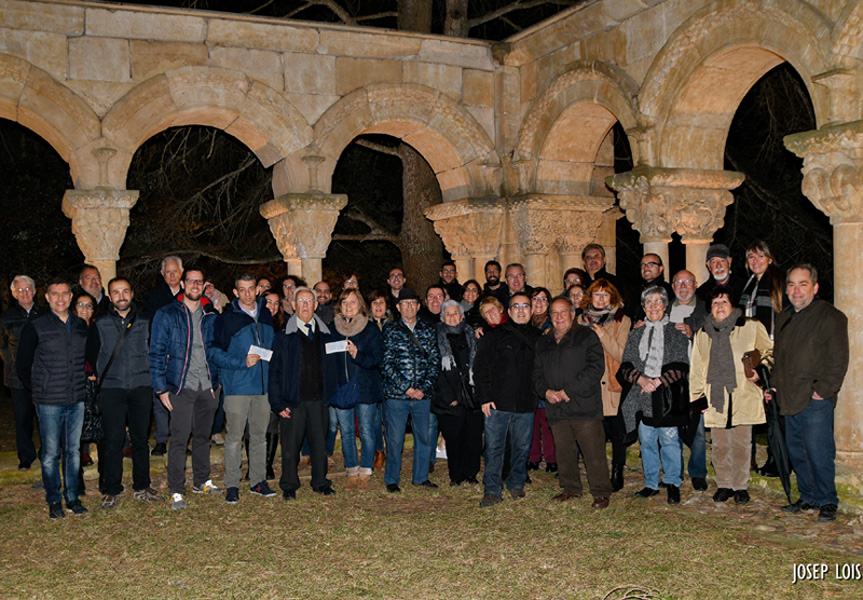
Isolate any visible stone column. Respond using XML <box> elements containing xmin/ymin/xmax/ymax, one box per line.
<box><xmin>424</xmin><ymin>198</ymin><xmax>507</xmax><ymax>285</ymax></box>
<box><xmin>61</xmin><ymin>189</ymin><xmax>140</xmax><ymax>281</ymax></box>
<box><xmin>509</xmin><ymin>194</ymin><xmax>612</xmax><ymax>290</ymax></box>
<box><xmin>786</xmin><ymin>120</ymin><xmax>863</xmax><ymax>460</ymax></box>
<box><xmin>259</xmin><ymin>192</ymin><xmax>348</xmax><ymax>284</ymax></box>
<box><xmin>607</xmin><ymin>167</ymin><xmax>743</xmax><ymax>283</ymax></box>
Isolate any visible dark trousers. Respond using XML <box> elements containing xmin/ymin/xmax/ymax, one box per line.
<box><xmin>11</xmin><ymin>387</ymin><xmax>38</xmax><ymax>465</ymax></box>
<box><xmin>603</xmin><ymin>414</ymin><xmax>627</xmax><ymax>466</ymax></box>
<box><xmin>551</xmin><ymin>418</ymin><xmax>612</xmax><ymax>499</ymax></box>
<box><xmin>167</xmin><ymin>388</ymin><xmax>217</xmax><ymax>494</ymax></box>
<box><xmin>100</xmin><ymin>387</ymin><xmax>153</xmax><ymax>495</ymax></box>
<box><xmin>279</xmin><ymin>400</ymin><xmax>331</xmax><ymax>493</ymax></box>
<box><xmin>437</xmin><ymin>409</ymin><xmax>483</xmax><ymax>483</ymax></box>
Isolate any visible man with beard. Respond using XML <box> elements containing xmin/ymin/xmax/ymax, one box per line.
<box><xmin>696</xmin><ymin>244</ymin><xmax>745</xmax><ymax>301</ymax></box>
<box><xmin>483</xmin><ymin>260</ymin><xmax>509</xmax><ymax>307</ymax></box>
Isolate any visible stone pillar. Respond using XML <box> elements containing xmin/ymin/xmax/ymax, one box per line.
<box><xmin>61</xmin><ymin>189</ymin><xmax>140</xmax><ymax>281</ymax></box>
<box><xmin>607</xmin><ymin>167</ymin><xmax>744</xmax><ymax>283</ymax></box>
<box><xmin>259</xmin><ymin>192</ymin><xmax>348</xmax><ymax>283</ymax></box>
<box><xmin>509</xmin><ymin>194</ymin><xmax>612</xmax><ymax>290</ymax></box>
<box><xmin>786</xmin><ymin>120</ymin><xmax>863</xmax><ymax>460</ymax></box>
<box><xmin>424</xmin><ymin>198</ymin><xmax>507</xmax><ymax>285</ymax></box>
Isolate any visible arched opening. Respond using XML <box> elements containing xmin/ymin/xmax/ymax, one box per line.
<box><xmin>327</xmin><ymin>134</ymin><xmax>446</xmax><ymax>296</ymax></box>
<box><xmin>124</xmin><ymin>125</ymin><xmax>278</xmax><ymax>294</ymax></box>
<box><xmin>0</xmin><ymin>118</ymin><xmax>78</xmax><ymax>297</ymax></box>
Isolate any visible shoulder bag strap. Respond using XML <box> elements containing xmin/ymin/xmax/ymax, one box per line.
<box><xmin>97</xmin><ymin>314</ymin><xmax>137</xmax><ymax>393</ymax></box>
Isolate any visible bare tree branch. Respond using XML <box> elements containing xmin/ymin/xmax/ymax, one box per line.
<box><xmin>332</xmin><ymin>232</ymin><xmax>400</xmax><ymax>243</ymax></box>
<box><xmin>355</xmin><ymin>138</ymin><xmax>401</xmax><ymax>158</ymax></box>
<box><xmin>469</xmin><ymin>0</ymin><xmax>574</xmax><ymax>29</ymax></box>
<box><xmin>281</xmin><ymin>0</ymin><xmax>358</xmax><ymax>24</ymax></box>
<box><xmin>123</xmin><ymin>250</ymin><xmax>283</xmax><ymax>267</ymax></box>
<box><xmin>357</xmin><ymin>11</ymin><xmax>399</xmax><ymax>22</ymax></box>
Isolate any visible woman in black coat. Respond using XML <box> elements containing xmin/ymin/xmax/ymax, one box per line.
<box><xmin>433</xmin><ymin>300</ymin><xmax>483</xmax><ymax>486</ymax></box>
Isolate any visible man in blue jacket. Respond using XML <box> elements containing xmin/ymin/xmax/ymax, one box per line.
<box><xmin>17</xmin><ymin>278</ymin><xmax>89</xmax><ymax>519</ymax></box>
<box><xmin>210</xmin><ymin>273</ymin><xmax>277</xmax><ymax>504</ymax></box>
<box><xmin>269</xmin><ymin>287</ymin><xmax>338</xmax><ymax>500</ymax></box>
<box><xmin>149</xmin><ymin>268</ymin><xmax>221</xmax><ymax>511</ymax></box>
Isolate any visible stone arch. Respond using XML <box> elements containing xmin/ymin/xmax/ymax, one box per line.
<box><xmin>515</xmin><ymin>60</ymin><xmax>639</xmax><ymax>195</ymax></box>
<box><xmin>102</xmin><ymin>66</ymin><xmax>312</xmax><ymax>190</ymax></box>
<box><xmin>312</xmin><ymin>82</ymin><xmax>497</xmax><ymax>202</ymax></box>
<box><xmin>640</xmin><ymin>0</ymin><xmax>832</xmax><ymax>169</ymax></box>
<box><xmin>0</xmin><ymin>53</ymin><xmax>100</xmax><ymax>187</ymax></box>
<box><xmin>833</xmin><ymin>1</ymin><xmax>863</xmax><ymax>60</ymax></box>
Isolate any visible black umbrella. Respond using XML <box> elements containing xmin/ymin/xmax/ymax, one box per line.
<box><xmin>758</xmin><ymin>367</ymin><xmax>792</xmax><ymax>504</ymax></box>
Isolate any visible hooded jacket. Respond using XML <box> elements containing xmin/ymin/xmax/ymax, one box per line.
<box><xmin>209</xmin><ymin>297</ymin><xmax>275</xmax><ymax>396</ymax></box>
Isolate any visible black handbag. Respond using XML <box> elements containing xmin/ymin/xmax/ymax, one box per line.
<box><xmin>330</xmin><ymin>349</ymin><xmax>361</xmax><ymax>410</ymax></box>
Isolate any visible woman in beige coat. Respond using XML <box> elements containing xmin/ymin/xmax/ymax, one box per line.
<box><xmin>579</xmin><ymin>279</ymin><xmax>631</xmax><ymax>491</ymax></box>
<box><xmin>690</xmin><ymin>285</ymin><xmax>772</xmax><ymax>505</ymax></box>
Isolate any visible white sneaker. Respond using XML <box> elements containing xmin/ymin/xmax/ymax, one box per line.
<box><xmin>192</xmin><ymin>479</ymin><xmax>220</xmax><ymax>495</ymax></box>
<box><xmin>170</xmin><ymin>493</ymin><xmax>186</xmax><ymax>510</ymax></box>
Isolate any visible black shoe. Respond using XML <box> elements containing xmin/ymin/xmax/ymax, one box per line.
<box><xmin>282</xmin><ymin>490</ymin><xmax>296</xmax><ymax>501</ymax></box>
<box><xmin>713</xmin><ymin>488</ymin><xmax>734</xmax><ymax>503</ymax></box>
<box><xmin>265</xmin><ymin>432</ymin><xmax>279</xmax><ymax>480</ymax></box>
<box><xmin>758</xmin><ymin>457</ymin><xmax>780</xmax><ymax>478</ymax></box>
<box><xmin>634</xmin><ymin>487</ymin><xmax>659</xmax><ymax>498</ymax></box>
<box><xmin>428</xmin><ymin>462</ymin><xmax>435</xmax><ymax>474</ymax></box>
<box><xmin>658</xmin><ymin>481</ymin><xmax>669</xmax><ymax>489</ymax></box>
<box><xmin>465</xmin><ymin>477</ymin><xmax>479</xmax><ymax>485</ymax></box>
<box><xmin>18</xmin><ymin>461</ymin><xmax>32</xmax><ymax>471</ymax></box>
<box><xmin>449</xmin><ymin>480</ymin><xmax>462</xmax><ymax>487</ymax></box>
<box><xmin>386</xmin><ymin>484</ymin><xmax>401</xmax><ymax>493</ymax></box>
<box><xmin>610</xmin><ymin>464</ymin><xmax>624</xmax><ymax>492</ymax></box>
<box><xmin>734</xmin><ymin>490</ymin><xmax>750</xmax><ymax>504</ymax></box>
<box><xmin>692</xmin><ymin>477</ymin><xmax>708</xmax><ymax>491</ymax></box>
<box><xmin>316</xmin><ymin>487</ymin><xmax>336</xmax><ymax>496</ymax></box>
<box><xmin>150</xmin><ymin>443</ymin><xmax>167</xmax><ymax>456</ymax></box>
<box><xmin>667</xmin><ymin>485</ymin><xmax>680</xmax><ymax>505</ymax></box>
<box><xmin>414</xmin><ymin>480</ymin><xmax>438</xmax><ymax>489</ymax></box>
<box><xmin>818</xmin><ymin>504</ymin><xmax>838</xmax><ymax>522</ymax></box>
<box><xmin>66</xmin><ymin>499</ymin><xmax>88</xmax><ymax>516</ymax></box>
<box><xmin>526</xmin><ymin>461</ymin><xmax>540</xmax><ymax>471</ymax></box>
<box><xmin>525</xmin><ymin>474</ymin><xmax>532</xmax><ymax>485</ymax></box>
<box><xmin>545</xmin><ymin>462</ymin><xmax>558</xmax><ymax>473</ymax></box>
<box><xmin>782</xmin><ymin>499</ymin><xmax>818</xmax><ymax>513</ymax></box>
<box><xmin>48</xmin><ymin>502</ymin><xmax>65</xmax><ymax>520</ymax></box>
<box><xmin>479</xmin><ymin>494</ymin><xmax>503</xmax><ymax>507</ymax></box>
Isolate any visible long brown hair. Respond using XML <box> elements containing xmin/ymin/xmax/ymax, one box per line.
<box><xmin>746</xmin><ymin>240</ymin><xmax>784</xmax><ymax>314</ymax></box>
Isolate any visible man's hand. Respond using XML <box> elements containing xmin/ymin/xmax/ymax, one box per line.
<box><xmin>674</xmin><ymin>322</ymin><xmax>693</xmax><ymax>339</ymax></box>
<box><xmin>159</xmin><ymin>392</ymin><xmax>173</xmax><ymax>411</ymax></box>
<box><xmin>279</xmin><ymin>408</ymin><xmax>291</xmax><ymax>418</ymax></box>
<box><xmin>481</xmin><ymin>402</ymin><xmax>496</xmax><ymax>417</ymax></box>
<box><xmin>763</xmin><ymin>388</ymin><xmax>775</xmax><ymax>403</ymax></box>
<box><xmin>246</xmin><ymin>354</ymin><xmax>261</xmax><ymax>368</ymax></box>
<box><xmin>406</xmin><ymin>387</ymin><xmax>424</xmax><ymax>400</ymax></box>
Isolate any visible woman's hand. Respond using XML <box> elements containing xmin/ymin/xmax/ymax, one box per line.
<box><xmin>346</xmin><ymin>339</ymin><xmax>357</xmax><ymax>359</ymax></box>
<box><xmin>591</xmin><ymin>324</ymin><xmax>605</xmax><ymax>338</ymax></box>
<box><xmin>637</xmin><ymin>375</ymin><xmax>658</xmax><ymax>393</ymax></box>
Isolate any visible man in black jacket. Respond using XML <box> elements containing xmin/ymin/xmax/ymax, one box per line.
<box><xmin>475</xmin><ymin>293</ymin><xmax>540</xmax><ymax>507</ymax></box>
<box><xmin>88</xmin><ymin>278</ymin><xmax>162</xmax><ymax>509</ymax></box>
<box><xmin>17</xmin><ymin>278</ymin><xmax>89</xmax><ymax>519</ymax></box>
<box><xmin>0</xmin><ymin>275</ymin><xmax>44</xmax><ymax>470</ymax></box>
<box><xmin>534</xmin><ymin>296</ymin><xmax>612</xmax><ymax>508</ymax></box>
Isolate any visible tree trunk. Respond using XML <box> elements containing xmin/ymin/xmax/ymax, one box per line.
<box><xmin>444</xmin><ymin>0</ymin><xmax>470</xmax><ymax>37</ymax></box>
<box><xmin>398</xmin><ymin>0</ymin><xmax>432</xmax><ymax>32</ymax></box>
<box><xmin>398</xmin><ymin>143</ymin><xmax>442</xmax><ymax>295</ymax></box>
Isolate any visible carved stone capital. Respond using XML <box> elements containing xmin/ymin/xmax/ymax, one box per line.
<box><xmin>61</xmin><ymin>189</ymin><xmax>140</xmax><ymax>264</ymax></box>
<box><xmin>424</xmin><ymin>197</ymin><xmax>507</xmax><ymax>257</ymax></box>
<box><xmin>606</xmin><ymin>167</ymin><xmax>743</xmax><ymax>242</ymax></box>
<box><xmin>509</xmin><ymin>194</ymin><xmax>612</xmax><ymax>256</ymax></box>
<box><xmin>260</xmin><ymin>192</ymin><xmax>348</xmax><ymax>260</ymax></box>
<box><xmin>785</xmin><ymin>120</ymin><xmax>863</xmax><ymax>224</ymax></box>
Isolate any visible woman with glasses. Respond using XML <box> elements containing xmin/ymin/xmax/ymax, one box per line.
<box><xmin>579</xmin><ymin>279</ymin><xmax>630</xmax><ymax>491</ymax></box>
<box><xmin>530</xmin><ymin>287</ymin><xmax>552</xmax><ymax>332</ymax></box>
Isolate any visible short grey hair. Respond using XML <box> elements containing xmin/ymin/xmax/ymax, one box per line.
<box><xmin>293</xmin><ymin>286</ymin><xmax>315</xmax><ymax>301</ymax></box>
<box><xmin>234</xmin><ymin>273</ymin><xmax>256</xmax><ymax>289</ymax></box>
<box><xmin>439</xmin><ymin>299</ymin><xmax>464</xmax><ymax>321</ymax></box>
<box><xmin>640</xmin><ymin>285</ymin><xmax>669</xmax><ymax>308</ymax></box>
<box><xmin>10</xmin><ymin>275</ymin><xmax>35</xmax><ymax>293</ymax></box>
<box><xmin>787</xmin><ymin>263</ymin><xmax>818</xmax><ymax>285</ymax></box>
<box><xmin>161</xmin><ymin>255</ymin><xmax>183</xmax><ymax>271</ymax></box>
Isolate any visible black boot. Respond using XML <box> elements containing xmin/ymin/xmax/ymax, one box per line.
<box><xmin>610</xmin><ymin>464</ymin><xmax>624</xmax><ymax>492</ymax></box>
<box><xmin>265</xmin><ymin>433</ymin><xmax>279</xmax><ymax>480</ymax></box>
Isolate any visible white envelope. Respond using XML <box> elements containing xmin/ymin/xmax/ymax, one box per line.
<box><xmin>325</xmin><ymin>340</ymin><xmax>348</xmax><ymax>354</ymax></box>
<box><xmin>249</xmin><ymin>345</ymin><xmax>273</xmax><ymax>361</ymax></box>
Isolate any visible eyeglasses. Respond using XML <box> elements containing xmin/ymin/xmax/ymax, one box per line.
<box><xmin>295</xmin><ymin>297</ymin><xmax>314</xmax><ymax>304</ymax></box>
<box><xmin>345</xmin><ymin>279</ymin><xmax>358</xmax><ymax>285</ymax></box>
<box><xmin>511</xmin><ymin>303</ymin><xmax>530</xmax><ymax>309</ymax></box>
<box><xmin>426</xmin><ymin>294</ymin><xmax>445</xmax><ymax>301</ymax></box>
<box><xmin>674</xmin><ymin>279</ymin><xmax>695</xmax><ymax>287</ymax></box>
<box><xmin>640</xmin><ymin>262</ymin><xmax>661</xmax><ymax>269</ymax></box>
<box><xmin>283</xmin><ymin>283</ymin><xmax>296</xmax><ymax>289</ymax></box>
<box><xmin>76</xmin><ymin>302</ymin><xmax>94</xmax><ymax>309</ymax></box>
<box><xmin>441</xmin><ymin>269</ymin><xmax>456</xmax><ymax>275</ymax></box>
<box><xmin>532</xmin><ymin>297</ymin><xmax>548</xmax><ymax>303</ymax></box>
<box><xmin>185</xmin><ymin>279</ymin><xmax>204</xmax><ymax>286</ymax></box>
<box><xmin>506</xmin><ymin>273</ymin><xmax>525</xmax><ymax>279</ymax></box>
<box><xmin>15</xmin><ymin>287</ymin><xmax>33</xmax><ymax>293</ymax></box>
<box><xmin>644</xmin><ymin>298</ymin><xmax>665</xmax><ymax>306</ymax></box>
<box><xmin>388</xmin><ymin>273</ymin><xmax>404</xmax><ymax>279</ymax></box>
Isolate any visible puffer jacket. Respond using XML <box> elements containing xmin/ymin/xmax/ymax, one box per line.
<box><xmin>149</xmin><ymin>295</ymin><xmax>220</xmax><ymax>396</ymax></box>
<box><xmin>17</xmin><ymin>311</ymin><xmax>88</xmax><ymax>405</ymax></box>
<box><xmin>89</xmin><ymin>304</ymin><xmax>151</xmax><ymax>390</ymax></box>
<box><xmin>381</xmin><ymin>318</ymin><xmax>441</xmax><ymax>401</ymax></box>
<box><xmin>209</xmin><ymin>298</ymin><xmax>274</xmax><ymax>396</ymax></box>
<box><xmin>0</xmin><ymin>302</ymin><xmax>45</xmax><ymax>389</ymax></box>
<box><xmin>329</xmin><ymin>316</ymin><xmax>385</xmax><ymax>404</ymax></box>
<box><xmin>690</xmin><ymin>316</ymin><xmax>772</xmax><ymax>428</ymax></box>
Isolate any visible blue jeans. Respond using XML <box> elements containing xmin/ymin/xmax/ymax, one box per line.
<box><xmin>335</xmin><ymin>404</ymin><xmax>377</xmax><ymax>471</ymax></box>
<box><xmin>638</xmin><ymin>422</ymin><xmax>682</xmax><ymax>489</ymax></box>
<box><xmin>35</xmin><ymin>402</ymin><xmax>84</xmax><ymax>505</ymax></box>
<box><xmin>384</xmin><ymin>398</ymin><xmax>431</xmax><ymax>485</ymax></box>
<box><xmin>483</xmin><ymin>410</ymin><xmax>533</xmax><ymax>496</ymax></box>
<box><xmin>681</xmin><ymin>414</ymin><xmax>707</xmax><ymax>479</ymax></box>
<box><xmin>326</xmin><ymin>406</ymin><xmax>338</xmax><ymax>456</ymax></box>
<box><xmin>429</xmin><ymin>412</ymin><xmax>439</xmax><ymax>463</ymax></box>
<box><xmin>785</xmin><ymin>397</ymin><xmax>838</xmax><ymax>506</ymax></box>
<box><xmin>374</xmin><ymin>403</ymin><xmax>385</xmax><ymax>452</ymax></box>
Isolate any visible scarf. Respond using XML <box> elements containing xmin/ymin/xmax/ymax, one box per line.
<box><xmin>703</xmin><ymin>308</ymin><xmax>742</xmax><ymax>411</ymax></box>
<box><xmin>582</xmin><ymin>304</ymin><xmax>616</xmax><ymax>326</ymax></box>
<box><xmin>334</xmin><ymin>313</ymin><xmax>368</xmax><ymax>337</ymax></box>
<box><xmin>638</xmin><ymin>315</ymin><xmax>668</xmax><ymax>378</ymax></box>
<box><xmin>437</xmin><ymin>320</ymin><xmax>476</xmax><ymax>384</ymax></box>
<box><xmin>739</xmin><ymin>274</ymin><xmax>776</xmax><ymax>339</ymax></box>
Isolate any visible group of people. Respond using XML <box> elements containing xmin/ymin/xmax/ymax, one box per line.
<box><xmin>0</xmin><ymin>240</ymin><xmax>848</xmax><ymax>522</ymax></box>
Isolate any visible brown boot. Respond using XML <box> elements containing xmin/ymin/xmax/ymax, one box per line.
<box><xmin>344</xmin><ymin>475</ymin><xmax>359</xmax><ymax>491</ymax></box>
<box><xmin>373</xmin><ymin>450</ymin><xmax>385</xmax><ymax>470</ymax></box>
<box><xmin>357</xmin><ymin>474</ymin><xmax>371</xmax><ymax>492</ymax></box>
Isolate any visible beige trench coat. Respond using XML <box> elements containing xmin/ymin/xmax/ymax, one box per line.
<box><xmin>579</xmin><ymin>312</ymin><xmax>631</xmax><ymax>417</ymax></box>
